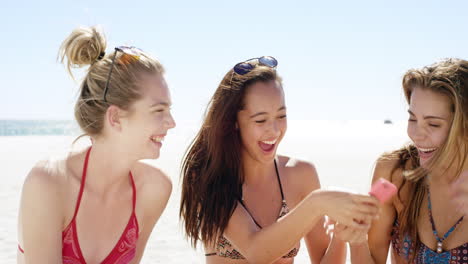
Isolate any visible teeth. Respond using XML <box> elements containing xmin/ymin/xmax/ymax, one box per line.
<box><xmin>261</xmin><ymin>139</ymin><xmax>277</xmax><ymax>145</ymax></box>
<box><xmin>418</xmin><ymin>147</ymin><xmax>436</xmax><ymax>152</ymax></box>
<box><xmin>151</xmin><ymin>136</ymin><xmax>164</xmax><ymax>143</ymax></box>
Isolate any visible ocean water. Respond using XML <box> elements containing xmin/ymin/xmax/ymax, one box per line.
<box><xmin>0</xmin><ymin>120</ymin><xmax>80</xmax><ymax>136</ymax></box>
<box><xmin>0</xmin><ymin>119</ymin><xmax>405</xmax><ymax>136</ymax></box>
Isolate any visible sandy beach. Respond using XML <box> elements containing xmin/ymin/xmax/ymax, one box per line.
<box><xmin>0</xmin><ymin>120</ymin><xmax>407</xmax><ymax>263</ymax></box>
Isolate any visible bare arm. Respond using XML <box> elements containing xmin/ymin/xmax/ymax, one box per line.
<box><xmin>18</xmin><ymin>166</ymin><xmax>63</xmax><ymax>264</ymax></box>
<box><xmin>300</xmin><ymin>162</ymin><xmax>346</xmax><ymax>264</ymax></box>
<box><xmin>349</xmin><ymin>160</ymin><xmax>398</xmax><ymax>264</ymax></box>
<box><xmin>130</xmin><ymin>164</ymin><xmax>172</xmax><ymax>264</ymax></box>
<box><xmin>222</xmin><ymin>160</ymin><xmax>379</xmax><ymax>264</ymax></box>
<box><xmin>223</xmin><ymin>191</ymin><xmax>327</xmax><ymax>264</ymax></box>
<box><xmin>305</xmin><ymin>217</ymin><xmax>347</xmax><ymax>264</ymax></box>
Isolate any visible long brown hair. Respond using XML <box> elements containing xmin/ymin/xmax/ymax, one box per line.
<box><xmin>180</xmin><ymin>64</ymin><xmax>281</xmax><ymax>248</ymax></box>
<box><xmin>387</xmin><ymin>58</ymin><xmax>468</xmax><ymax>261</ymax></box>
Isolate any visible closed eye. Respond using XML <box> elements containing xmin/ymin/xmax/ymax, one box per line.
<box><xmin>278</xmin><ymin>115</ymin><xmax>287</xmax><ymax>119</ymax></box>
<box><xmin>255</xmin><ymin>120</ymin><xmax>266</xmax><ymax>124</ymax></box>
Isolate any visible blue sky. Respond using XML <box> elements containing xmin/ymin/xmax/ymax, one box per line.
<box><xmin>2</xmin><ymin>0</ymin><xmax>468</xmax><ymax>121</ymax></box>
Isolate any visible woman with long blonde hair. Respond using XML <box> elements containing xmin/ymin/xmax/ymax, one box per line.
<box><xmin>346</xmin><ymin>58</ymin><xmax>468</xmax><ymax>264</ymax></box>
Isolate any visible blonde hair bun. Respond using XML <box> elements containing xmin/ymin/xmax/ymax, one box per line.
<box><xmin>59</xmin><ymin>25</ymin><xmax>107</xmax><ymax>77</ymax></box>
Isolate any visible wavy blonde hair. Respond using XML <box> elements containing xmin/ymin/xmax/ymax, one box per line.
<box><xmin>386</xmin><ymin>58</ymin><xmax>468</xmax><ymax>261</ymax></box>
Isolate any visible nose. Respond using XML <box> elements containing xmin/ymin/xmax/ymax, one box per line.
<box><xmin>166</xmin><ymin>112</ymin><xmax>176</xmax><ymax>129</ymax></box>
<box><xmin>269</xmin><ymin>120</ymin><xmax>281</xmax><ymax>137</ymax></box>
<box><xmin>408</xmin><ymin>122</ymin><xmax>426</xmax><ymax>142</ymax></box>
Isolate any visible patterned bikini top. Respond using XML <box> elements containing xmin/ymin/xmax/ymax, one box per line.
<box><xmin>391</xmin><ymin>187</ymin><xmax>467</xmax><ymax>264</ymax></box>
<box><xmin>206</xmin><ymin>160</ymin><xmax>300</xmax><ymax>259</ymax></box>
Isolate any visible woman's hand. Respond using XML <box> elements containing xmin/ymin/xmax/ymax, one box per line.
<box><xmin>316</xmin><ymin>190</ymin><xmax>379</xmax><ymax>229</ymax></box>
<box><xmin>334</xmin><ymin>222</ymin><xmax>369</xmax><ymax>245</ymax></box>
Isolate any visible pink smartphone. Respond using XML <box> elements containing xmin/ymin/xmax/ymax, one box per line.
<box><xmin>369</xmin><ymin>178</ymin><xmax>397</xmax><ymax>203</ymax></box>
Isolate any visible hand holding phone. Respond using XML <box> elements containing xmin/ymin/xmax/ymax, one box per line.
<box><xmin>369</xmin><ymin>178</ymin><xmax>397</xmax><ymax>203</ymax></box>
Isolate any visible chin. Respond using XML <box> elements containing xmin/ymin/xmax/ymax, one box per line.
<box><xmin>139</xmin><ymin>150</ymin><xmax>160</xmax><ymax>160</ymax></box>
<box><xmin>257</xmin><ymin>152</ymin><xmax>277</xmax><ymax>163</ymax></box>
<box><xmin>419</xmin><ymin>159</ymin><xmax>430</xmax><ymax>168</ymax></box>
<box><xmin>149</xmin><ymin>151</ymin><xmax>161</xmax><ymax>160</ymax></box>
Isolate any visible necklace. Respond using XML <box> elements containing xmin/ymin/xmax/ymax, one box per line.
<box><xmin>427</xmin><ymin>186</ymin><xmax>464</xmax><ymax>253</ymax></box>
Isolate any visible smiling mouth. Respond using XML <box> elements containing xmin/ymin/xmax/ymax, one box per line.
<box><xmin>150</xmin><ymin>136</ymin><xmax>165</xmax><ymax>143</ymax></box>
<box><xmin>259</xmin><ymin>139</ymin><xmax>277</xmax><ymax>152</ymax></box>
<box><xmin>417</xmin><ymin>146</ymin><xmax>437</xmax><ymax>157</ymax></box>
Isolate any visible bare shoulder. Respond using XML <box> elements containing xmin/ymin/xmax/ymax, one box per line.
<box><xmin>372</xmin><ymin>154</ymin><xmax>405</xmax><ymax>188</ymax></box>
<box><xmin>132</xmin><ymin>161</ymin><xmax>172</xmax><ymax>204</ymax></box>
<box><xmin>22</xmin><ymin>147</ymin><xmax>87</xmax><ymax>192</ymax></box>
<box><xmin>22</xmin><ymin>159</ymin><xmax>66</xmax><ymax>197</ymax></box>
<box><xmin>19</xmin><ymin>159</ymin><xmax>67</xmax><ymax>230</ymax></box>
<box><xmin>277</xmin><ymin>155</ymin><xmax>320</xmax><ymax>197</ymax></box>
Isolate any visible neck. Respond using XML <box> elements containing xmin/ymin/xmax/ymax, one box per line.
<box><xmin>241</xmin><ymin>151</ymin><xmax>276</xmax><ymax>187</ymax></box>
<box><xmin>430</xmin><ymin>160</ymin><xmax>468</xmax><ymax>184</ymax></box>
<box><xmin>84</xmin><ymin>138</ymin><xmax>136</xmax><ymax>194</ymax></box>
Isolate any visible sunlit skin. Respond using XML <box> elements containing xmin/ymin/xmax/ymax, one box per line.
<box><xmin>237</xmin><ymin>80</ymin><xmax>287</xmax><ymax>166</ymax></box>
<box><xmin>17</xmin><ymin>73</ymin><xmax>175</xmax><ymax>264</ymax></box>
<box><xmin>118</xmin><ymin>73</ymin><xmax>176</xmax><ymax>160</ymax></box>
<box><xmin>452</xmin><ymin>170</ymin><xmax>468</xmax><ymax>214</ymax></box>
<box><xmin>204</xmin><ymin>80</ymin><xmax>376</xmax><ymax>264</ymax></box>
<box><xmin>345</xmin><ymin>86</ymin><xmax>468</xmax><ymax>264</ymax></box>
<box><xmin>407</xmin><ymin>87</ymin><xmax>452</xmax><ymax>168</ymax></box>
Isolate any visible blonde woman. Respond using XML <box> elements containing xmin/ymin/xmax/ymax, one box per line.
<box><xmin>346</xmin><ymin>58</ymin><xmax>468</xmax><ymax>264</ymax></box>
<box><xmin>17</xmin><ymin>26</ymin><xmax>175</xmax><ymax>263</ymax></box>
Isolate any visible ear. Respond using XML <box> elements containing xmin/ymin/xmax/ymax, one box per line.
<box><xmin>105</xmin><ymin>105</ymin><xmax>123</xmax><ymax>132</ymax></box>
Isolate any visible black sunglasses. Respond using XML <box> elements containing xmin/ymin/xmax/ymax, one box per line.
<box><xmin>233</xmin><ymin>56</ymin><xmax>278</xmax><ymax>75</ymax></box>
<box><xmin>103</xmin><ymin>46</ymin><xmax>142</xmax><ymax>102</ymax></box>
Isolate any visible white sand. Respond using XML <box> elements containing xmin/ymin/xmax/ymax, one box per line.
<box><xmin>0</xmin><ymin>120</ymin><xmax>407</xmax><ymax>263</ymax></box>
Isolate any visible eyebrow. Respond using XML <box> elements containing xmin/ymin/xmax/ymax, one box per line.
<box><xmin>249</xmin><ymin>106</ymin><xmax>286</xmax><ymax>119</ymax></box>
<box><xmin>150</xmin><ymin>102</ymin><xmax>171</xmax><ymax>108</ymax></box>
<box><xmin>407</xmin><ymin>110</ymin><xmax>446</xmax><ymax>120</ymax></box>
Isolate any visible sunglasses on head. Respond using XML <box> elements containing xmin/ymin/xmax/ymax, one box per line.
<box><xmin>103</xmin><ymin>46</ymin><xmax>142</xmax><ymax>102</ymax></box>
<box><xmin>233</xmin><ymin>56</ymin><xmax>278</xmax><ymax>75</ymax></box>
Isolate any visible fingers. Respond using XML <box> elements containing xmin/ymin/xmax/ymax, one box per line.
<box><xmin>350</xmin><ymin>206</ymin><xmax>379</xmax><ymax>224</ymax></box>
<box><xmin>335</xmin><ymin>223</ymin><xmax>369</xmax><ymax>244</ymax></box>
<box><xmin>335</xmin><ymin>225</ymin><xmax>366</xmax><ymax>243</ymax></box>
<box><xmin>324</xmin><ymin>218</ymin><xmax>335</xmax><ymax>236</ymax></box>
<box><xmin>352</xmin><ymin>194</ymin><xmax>381</xmax><ymax>218</ymax></box>
<box><xmin>328</xmin><ymin>208</ymin><xmax>375</xmax><ymax>229</ymax></box>
<box><xmin>353</xmin><ymin>214</ymin><xmax>375</xmax><ymax>226</ymax></box>
<box><xmin>340</xmin><ymin>215</ymin><xmax>370</xmax><ymax>229</ymax></box>
<box><xmin>353</xmin><ymin>194</ymin><xmax>380</xmax><ymax>207</ymax></box>
<box><xmin>324</xmin><ymin>191</ymin><xmax>381</xmax><ymax>228</ymax></box>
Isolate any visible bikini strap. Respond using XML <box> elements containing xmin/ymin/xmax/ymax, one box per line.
<box><xmin>239</xmin><ymin>159</ymin><xmax>284</xmax><ymax>228</ymax></box>
<box><xmin>129</xmin><ymin>171</ymin><xmax>137</xmax><ymax>211</ymax></box>
<box><xmin>73</xmin><ymin>146</ymin><xmax>92</xmax><ymax>219</ymax></box>
<box><xmin>274</xmin><ymin>159</ymin><xmax>285</xmax><ymax>201</ymax></box>
<box><xmin>427</xmin><ymin>187</ymin><xmax>464</xmax><ymax>243</ymax></box>
<box><xmin>239</xmin><ymin>199</ymin><xmax>262</xmax><ymax>228</ymax></box>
